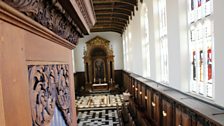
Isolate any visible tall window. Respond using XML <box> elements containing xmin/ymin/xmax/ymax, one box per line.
<box><xmin>122</xmin><ymin>33</ymin><xmax>127</xmax><ymax>70</ymax></box>
<box><xmin>189</xmin><ymin>0</ymin><xmax>214</xmax><ymax>98</ymax></box>
<box><xmin>141</xmin><ymin>4</ymin><xmax>150</xmax><ymax>78</ymax></box>
<box><xmin>127</xmin><ymin>27</ymin><xmax>132</xmax><ymax>71</ymax></box>
<box><xmin>158</xmin><ymin>0</ymin><xmax>169</xmax><ymax>83</ymax></box>
<box><xmin>123</xmin><ymin>27</ymin><xmax>132</xmax><ymax>71</ymax></box>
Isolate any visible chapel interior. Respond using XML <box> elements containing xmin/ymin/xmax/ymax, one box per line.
<box><xmin>1</xmin><ymin>0</ymin><xmax>224</xmax><ymax>126</ymax></box>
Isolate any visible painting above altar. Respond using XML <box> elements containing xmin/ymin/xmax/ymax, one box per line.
<box><xmin>94</xmin><ymin>58</ymin><xmax>105</xmax><ymax>81</ymax></box>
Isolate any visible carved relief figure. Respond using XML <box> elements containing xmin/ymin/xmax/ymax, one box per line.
<box><xmin>28</xmin><ymin>64</ymin><xmax>72</xmax><ymax>126</ymax></box>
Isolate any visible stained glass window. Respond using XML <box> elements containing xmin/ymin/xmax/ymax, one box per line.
<box><xmin>189</xmin><ymin>0</ymin><xmax>214</xmax><ymax>98</ymax></box>
<box><xmin>159</xmin><ymin>0</ymin><xmax>169</xmax><ymax>83</ymax></box>
<box><xmin>189</xmin><ymin>0</ymin><xmax>213</xmax><ymax>23</ymax></box>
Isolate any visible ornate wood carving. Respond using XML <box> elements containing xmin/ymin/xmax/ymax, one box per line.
<box><xmin>83</xmin><ymin>36</ymin><xmax>115</xmax><ymax>91</ymax></box>
<box><xmin>28</xmin><ymin>64</ymin><xmax>72</xmax><ymax>126</ymax></box>
<box><xmin>3</xmin><ymin>0</ymin><xmax>81</xmax><ymax>45</ymax></box>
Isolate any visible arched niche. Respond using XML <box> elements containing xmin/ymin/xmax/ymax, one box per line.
<box><xmin>83</xmin><ymin>36</ymin><xmax>115</xmax><ymax>91</ymax></box>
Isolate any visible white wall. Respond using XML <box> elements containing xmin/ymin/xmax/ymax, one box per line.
<box><xmin>214</xmin><ymin>0</ymin><xmax>224</xmax><ymax>107</ymax></box>
<box><xmin>73</xmin><ymin>32</ymin><xmax>123</xmax><ymax>72</ymax></box>
<box><xmin>166</xmin><ymin>0</ymin><xmax>189</xmax><ymax>91</ymax></box>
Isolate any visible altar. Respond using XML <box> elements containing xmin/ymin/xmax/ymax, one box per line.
<box><xmin>92</xmin><ymin>83</ymin><xmax>108</xmax><ymax>91</ymax></box>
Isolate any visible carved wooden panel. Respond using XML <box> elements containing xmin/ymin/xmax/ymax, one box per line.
<box><xmin>28</xmin><ymin>64</ymin><xmax>72</xmax><ymax>126</ymax></box>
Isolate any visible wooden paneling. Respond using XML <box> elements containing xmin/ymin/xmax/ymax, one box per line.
<box><xmin>146</xmin><ymin>88</ymin><xmax>152</xmax><ymax>119</ymax></box>
<box><xmin>0</xmin><ymin>53</ymin><xmax>5</xmax><ymax>126</ymax></box>
<box><xmin>122</xmin><ymin>71</ymin><xmax>129</xmax><ymax>90</ymax></box>
<box><xmin>175</xmin><ymin>107</ymin><xmax>182</xmax><ymax>126</ymax></box>
<box><xmin>142</xmin><ymin>86</ymin><xmax>146</xmax><ymax>109</ymax></box>
<box><xmin>131</xmin><ymin>78</ymin><xmax>135</xmax><ymax>95</ymax></box>
<box><xmin>115</xmin><ymin>70</ymin><xmax>123</xmax><ymax>87</ymax></box>
<box><xmin>137</xmin><ymin>82</ymin><xmax>141</xmax><ymax>105</ymax></box>
<box><xmin>176</xmin><ymin>105</ymin><xmax>198</xmax><ymax>126</ymax></box>
<box><xmin>182</xmin><ymin>112</ymin><xmax>191</xmax><ymax>126</ymax></box>
<box><xmin>25</xmin><ymin>32</ymin><xmax>71</xmax><ymax>63</ymax></box>
<box><xmin>1</xmin><ymin>20</ymin><xmax>32</xmax><ymax>126</ymax></box>
<box><xmin>161</xmin><ymin>99</ymin><xmax>173</xmax><ymax>126</ymax></box>
<box><xmin>74</xmin><ymin>72</ymin><xmax>85</xmax><ymax>91</ymax></box>
<box><xmin>152</xmin><ymin>93</ymin><xmax>160</xmax><ymax>126</ymax></box>
<box><xmin>74</xmin><ymin>70</ymin><xmax>122</xmax><ymax>92</ymax></box>
<box><xmin>122</xmin><ymin>71</ymin><xmax>224</xmax><ymax>126</ymax></box>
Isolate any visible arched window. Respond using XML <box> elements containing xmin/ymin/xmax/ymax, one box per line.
<box><xmin>123</xmin><ymin>26</ymin><xmax>132</xmax><ymax>72</ymax></box>
<box><xmin>122</xmin><ymin>32</ymin><xmax>127</xmax><ymax>70</ymax></box>
<box><xmin>158</xmin><ymin>0</ymin><xmax>169</xmax><ymax>83</ymax></box>
<box><xmin>141</xmin><ymin>3</ymin><xmax>150</xmax><ymax>78</ymax></box>
<box><xmin>189</xmin><ymin>0</ymin><xmax>214</xmax><ymax>98</ymax></box>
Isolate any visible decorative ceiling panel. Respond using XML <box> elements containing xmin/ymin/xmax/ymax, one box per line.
<box><xmin>91</xmin><ymin>0</ymin><xmax>140</xmax><ymax>34</ymax></box>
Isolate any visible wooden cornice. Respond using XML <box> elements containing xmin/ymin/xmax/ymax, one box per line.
<box><xmin>2</xmin><ymin>0</ymin><xmax>97</xmax><ymax>45</ymax></box>
<box><xmin>0</xmin><ymin>1</ymin><xmax>75</xmax><ymax>49</ymax></box>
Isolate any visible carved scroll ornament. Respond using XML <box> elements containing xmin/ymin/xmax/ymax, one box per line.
<box><xmin>3</xmin><ymin>0</ymin><xmax>81</xmax><ymax>45</ymax></box>
<box><xmin>28</xmin><ymin>64</ymin><xmax>72</xmax><ymax>126</ymax></box>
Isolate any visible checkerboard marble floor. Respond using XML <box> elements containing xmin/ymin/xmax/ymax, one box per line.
<box><xmin>77</xmin><ymin>109</ymin><xmax>120</xmax><ymax>126</ymax></box>
<box><xmin>76</xmin><ymin>94</ymin><xmax>123</xmax><ymax>109</ymax></box>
